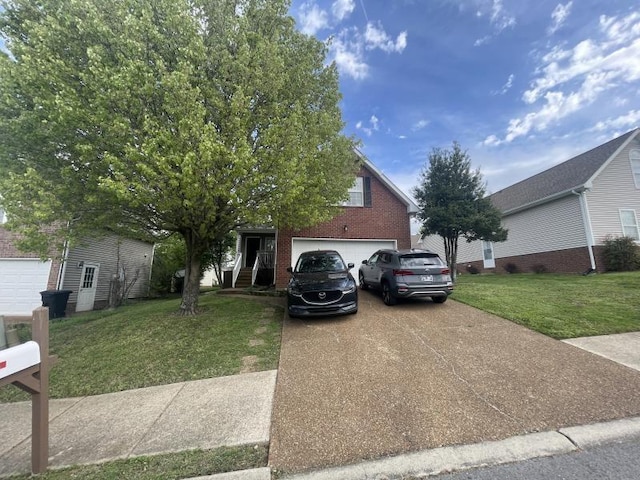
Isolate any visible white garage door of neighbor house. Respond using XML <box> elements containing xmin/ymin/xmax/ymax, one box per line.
<box><xmin>291</xmin><ymin>238</ymin><xmax>396</xmax><ymax>285</ymax></box>
<box><xmin>0</xmin><ymin>259</ymin><xmax>52</xmax><ymax>316</ymax></box>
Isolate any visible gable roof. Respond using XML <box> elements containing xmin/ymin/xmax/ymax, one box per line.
<box><xmin>355</xmin><ymin>149</ymin><xmax>419</xmax><ymax>214</ymax></box>
<box><xmin>490</xmin><ymin>128</ymin><xmax>640</xmax><ymax>214</ymax></box>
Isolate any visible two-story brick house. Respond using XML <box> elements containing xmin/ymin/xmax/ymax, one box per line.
<box><xmin>232</xmin><ymin>153</ymin><xmax>418</xmax><ymax>288</ymax></box>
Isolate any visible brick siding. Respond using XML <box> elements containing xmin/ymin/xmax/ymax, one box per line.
<box><xmin>458</xmin><ymin>246</ymin><xmax>599</xmax><ymax>276</ymax></box>
<box><xmin>1</xmin><ymin>226</ymin><xmax>62</xmax><ymax>289</ymax></box>
<box><xmin>275</xmin><ymin>166</ymin><xmax>412</xmax><ymax>287</ymax></box>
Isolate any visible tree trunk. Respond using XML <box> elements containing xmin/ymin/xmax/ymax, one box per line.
<box><xmin>442</xmin><ymin>234</ymin><xmax>459</xmax><ymax>283</ymax></box>
<box><xmin>179</xmin><ymin>231</ymin><xmax>204</xmax><ymax>315</ymax></box>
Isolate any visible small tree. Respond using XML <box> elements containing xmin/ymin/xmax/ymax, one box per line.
<box><xmin>413</xmin><ymin>142</ymin><xmax>507</xmax><ymax>280</ymax></box>
<box><xmin>201</xmin><ymin>231</ymin><xmax>237</xmax><ymax>286</ymax></box>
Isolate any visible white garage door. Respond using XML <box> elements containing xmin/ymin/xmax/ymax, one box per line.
<box><xmin>0</xmin><ymin>259</ymin><xmax>52</xmax><ymax>316</ymax></box>
<box><xmin>291</xmin><ymin>238</ymin><xmax>397</xmax><ymax>285</ymax></box>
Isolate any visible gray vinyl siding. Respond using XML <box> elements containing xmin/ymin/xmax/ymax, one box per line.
<box><xmin>586</xmin><ymin>137</ymin><xmax>640</xmax><ymax>244</ymax></box>
<box><xmin>62</xmin><ymin>234</ymin><xmax>153</xmax><ymax>306</ymax></box>
<box><xmin>457</xmin><ymin>195</ymin><xmax>586</xmax><ymax>263</ymax></box>
<box><xmin>495</xmin><ymin>195</ymin><xmax>586</xmax><ymax>258</ymax></box>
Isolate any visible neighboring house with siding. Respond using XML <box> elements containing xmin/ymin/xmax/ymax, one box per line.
<box><xmin>0</xmin><ymin>221</ymin><xmax>154</xmax><ymax>315</ymax></box>
<box><xmin>419</xmin><ymin>128</ymin><xmax>640</xmax><ymax>274</ymax></box>
<box><xmin>231</xmin><ymin>152</ymin><xmax>418</xmax><ymax>289</ymax></box>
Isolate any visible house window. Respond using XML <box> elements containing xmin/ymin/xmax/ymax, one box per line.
<box><xmin>0</xmin><ymin>207</ymin><xmax>6</xmax><ymax>224</ymax></box>
<box><xmin>620</xmin><ymin>209</ymin><xmax>640</xmax><ymax>241</ymax></box>
<box><xmin>342</xmin><ymin>176</ymin><xmax>372</xmax><ymax>207</ymax></box>
<box><xmin>344</xmin><ymin>177</ymin><xmax>364</xmax><ymax>206</ymax></box>
<box><xmin>631</xmin><ymin>150</ymin><xmax>640</xmax><ymax>189</ymax></box>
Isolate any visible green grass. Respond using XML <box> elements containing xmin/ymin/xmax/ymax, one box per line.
<box><xmin>453</xmin><ymin>271</ymin><xmax>640</xmax><ymax>339</ymax></box>
<box><xmin>1</xmin><ymin>293</ymin><xmax>283</xmax><ymax>403</ymax></box>
<box><xmin>7</xmin><ymin>445</ymin><xmax>268</xmax><ymax>480</ymax></box>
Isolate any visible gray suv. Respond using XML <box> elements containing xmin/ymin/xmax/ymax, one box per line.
<box><xmin>359</xmin><ymin>249</ymin><xmax>453</xmax><ymax>305</ymax></box>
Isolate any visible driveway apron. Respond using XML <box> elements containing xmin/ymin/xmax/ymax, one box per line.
<box><xmin>269</xmin><ymin>290</ymin><xmax>640</xmax><ymax>474</ymax></box>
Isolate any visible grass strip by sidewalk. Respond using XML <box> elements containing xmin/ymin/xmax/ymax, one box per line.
<box><xmin>453</xmin><ymin>271</ymin><xmax>640</xmax><ymax>339</ymax></box>
<box><xmin>1</xmin><ymin>293</ymin><xmax>283</xmax><ymax>403</ymax></box>
<box><xmin>7</xmin><ymin>444</ymin><xmax>268</xmax><ymax>480</ymax></box>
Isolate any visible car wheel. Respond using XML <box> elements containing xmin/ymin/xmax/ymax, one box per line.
<box><xmin>382</xmin><ymin>282</ymin><xmax>397</xmax><ymax>306</ymax></box>
<box><xmin>358</xmin><ymin>272</ymin><xmax>368</xmax><ymax>290</ymax></box>
<box><xmin>432</xmin><ymin>295</ymin><xmax>447</xmax><ymax>304</ymax></box>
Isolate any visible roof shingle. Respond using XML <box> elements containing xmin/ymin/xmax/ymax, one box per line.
<box><xmin>490</xmin><ymin>128</ymin><xmax>639</xmax><ymax>213</ymax></box>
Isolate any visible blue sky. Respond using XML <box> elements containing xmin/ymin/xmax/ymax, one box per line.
<box><xmin>289</xmin><ymin>0</ymin><xmax>640</xmax><ymax>197</ymax></box>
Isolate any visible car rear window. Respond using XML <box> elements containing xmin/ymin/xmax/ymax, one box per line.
<box><xmin>399</xmin><ymin>254</ymin><xmax>444</xmax><ymax>268</ymax></box>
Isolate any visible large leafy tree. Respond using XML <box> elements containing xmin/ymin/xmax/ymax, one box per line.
<box><xmin>413</xmin><ymin>142</ymin><xmax>507</xmax><ymax>280</ymax></box>
<box><xmin>0</xmin><ymin>0</ymin><xmax>358</xmax><ymax>314</ymax></box>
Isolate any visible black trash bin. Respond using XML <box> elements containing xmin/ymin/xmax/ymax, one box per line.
<box><xmin>40</xmin><ymin>290</ymin><xmax>73</xmax><ymax>319</ymax></box>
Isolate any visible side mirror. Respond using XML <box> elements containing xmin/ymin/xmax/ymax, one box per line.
<box><xmin>361</xmin><ymin>260</ymin><xmax>368</xmax><ymax>265</ymax></box>
<box><xmin>347</xmin><ymin>262</ymin><xmax>354</xmax><ymax>270</ymax></box>
<box><xmin>286</xmin><ymin>266</ymin><xmax>293</xmax><ymax>273</ymax></box>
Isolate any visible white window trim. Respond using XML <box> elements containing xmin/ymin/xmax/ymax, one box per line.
<box><xmin>342</xmin><ymin>177</ymin><xmax>364</xmax><ymax>207</ymax></box>
<box><xmin>481</xmin><ymin>240</ymin><xmax>495</xmax><ymax>269</ymax></box>
<box><xmin>630</xmin><ymin>149</ymin><xmax>640</xmax><ymax>189</ymax></box>
<box><xmin>0</xmin><ymin>207</ymin><xmax>6</xmax><ymax>225</ymax></box>
<box><xmin>619</xmin><ymin>208</ymin><xmax>640</xmax><ymax>241</ymax></box>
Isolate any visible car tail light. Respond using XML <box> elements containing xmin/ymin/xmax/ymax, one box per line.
<box><xmin>392</xmin><ymin>269</ymin><xmax>413</xmax><ymax>276</ymax></box>
<box><xmin>440</xmin><ymin>268</ymin><xmax>450</xmax><ymax>275</ymax></box>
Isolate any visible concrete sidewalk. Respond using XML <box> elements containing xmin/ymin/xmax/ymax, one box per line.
<box><xmin>0</xmin><ymin>370</ymin><xmax>277</xmax><ymax>477</ymax></box>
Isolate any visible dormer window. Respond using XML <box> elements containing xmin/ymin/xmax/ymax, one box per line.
<box><xmin>342</xmin><ymin>176</ymin><xmax>372</xmax><ymax>207</ymax></box>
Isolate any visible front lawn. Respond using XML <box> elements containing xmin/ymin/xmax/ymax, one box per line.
<box><xmin>453</xmin><ymin>271</ymin><xmax>640</xmax><ymax>339</ymax></box>
<box><xmin>1</xmin><ymin>293</ymin><xmax>283</xmax><ymax>403</ymax></box>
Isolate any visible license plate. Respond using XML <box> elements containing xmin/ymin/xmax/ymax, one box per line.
<box><xmin>421</xmin><ymin>275</ymin><xmax>434</xmax><ymax>282</ymax></box>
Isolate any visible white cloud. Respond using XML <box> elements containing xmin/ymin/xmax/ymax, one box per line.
<box><xmin>486</xmin><ymin>10</ymin><xmax>640</xmax><ymax>144</ymax></box>
<box><xmin>298</xmin><ymin>1</ymin><xmax>329</xmax><ymax>35</ymax></box>
<box><xmin>370</xmin><ymin>115</ymin><xmax>380</xmax><ymax>130</ymax></box>
<box><xmin>591</xmin><ymin>110</ymin><xmax>640</xmax><ymax>131</ymax></box>
<box><xmin>331</xmin><ymin>0</ymin><xmax>355</xmax><ymax>21</ymax></box>
<box><xmin>364</xmin><ymin>21</ymin><xmax>407</xmax><ymax>53</ymax></box>
<box><xmin>492</xmin><ymin>73</ymin><xmax>514</xmax><ymax>95</ymax></box>
<box><xmin>548</xmin><ymin>2</ymin><xmax>573</xmax><ymax>35</ymax></box>
<box><xmin>355</xmin><ymin>114</ymin><xmax>381</xmax><ymax>136</ymax></box>
<box><xmin>329</xmin><ymin>31</ymin><xmax>369</xmax><ymax>80</ymax></box>
<box><xmin>490</xmin><ymin>0</ymin><xmax>516</xmax><ymax>32</ymax></box>
<box><xmin>412</xmin><ymin>119</ymin><xmax>429</xmax><ymax>131</ymax></box>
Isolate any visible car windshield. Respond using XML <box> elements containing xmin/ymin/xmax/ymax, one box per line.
<box><xmin>399</xmin><ymin>254</ymin><xmax>444</xmax><ymax>268</ymax></box>
<box><xmin>295</xmin><ymin>253</ymin><xmax>346</xmax><ymax>273</ymax></box>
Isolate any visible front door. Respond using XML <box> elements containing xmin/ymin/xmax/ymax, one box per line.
<box><xmin>482</xmin><ymin>241</ymin><xmax>495</xmax><ymax>269</ymax></box>
<box><xmin>245</xmin><ymin>237</ymin><xmax>261</xmax><ymax>268</ymax></box>
<box><xmin>76</xmin><ymin>263</ymin><xmax>100</xmax><ymax>312</ymax></box>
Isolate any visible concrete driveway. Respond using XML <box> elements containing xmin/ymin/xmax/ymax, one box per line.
<box><xmin>269</xmin><ymin>290</ymin><xmax>640</xmax><ymax>474</ymax></box>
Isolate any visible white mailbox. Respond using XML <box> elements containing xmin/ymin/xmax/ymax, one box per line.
<box><xmin>0</xmin><ymin>341</ymin><xmax>41</xmax><ymax>380</ymax></box>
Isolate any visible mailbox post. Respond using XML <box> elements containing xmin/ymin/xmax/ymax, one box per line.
<box><xmin>0</xmin><ymin>307</ymin><xmax>55</xmax><ymax>474</ymax></box>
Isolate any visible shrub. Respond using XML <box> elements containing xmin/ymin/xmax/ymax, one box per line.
<box><xmin>466</xmin><ymin>264</ymin><xmax>480</xmax><ymax>274</ymax></box>
<box><xmin>531</xmin><ymin>264</ymin><xmax>548</xmax><ymax>274</ymax></box>
<box><xmin>504</xmin><ymin>262</ymin><xmax>519</xmax><ymax>274</ymax></box>
<box><xmin>602</xmin><ymin>236</ymin><xmax>640</xmax><ymax>272</ymax></box>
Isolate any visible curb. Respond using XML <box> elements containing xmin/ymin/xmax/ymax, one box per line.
<box><xmin>279</xmin><ymin>416</ymin><xmax>640</xmax><ymax>480</ymax></box>
<box><xmin>185</xmin><ymin>467</ymin><xmax>272</xmax><ymax>480</ymax></box>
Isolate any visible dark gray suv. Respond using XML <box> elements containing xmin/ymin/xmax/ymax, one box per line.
<box><xmin>359</xmin><ymin>249</ymin><xmax>453</xmax><ymax>305</ymax></box>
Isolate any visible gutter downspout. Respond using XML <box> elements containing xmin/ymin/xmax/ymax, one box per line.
<box><xmin>572</xmin><ymin>188</ymin><xmax>596</xmax><ymax>270</ymax></box>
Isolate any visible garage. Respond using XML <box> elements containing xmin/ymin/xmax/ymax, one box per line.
<box><xmin>0</xmin><ymin>259</ymin><xmax>52</xmax><ymax>316</ymax></box>
<box><xmin>291</xmin><ymin>238</ymin><xmax>397</xmax><ymax>285</ymax></box>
